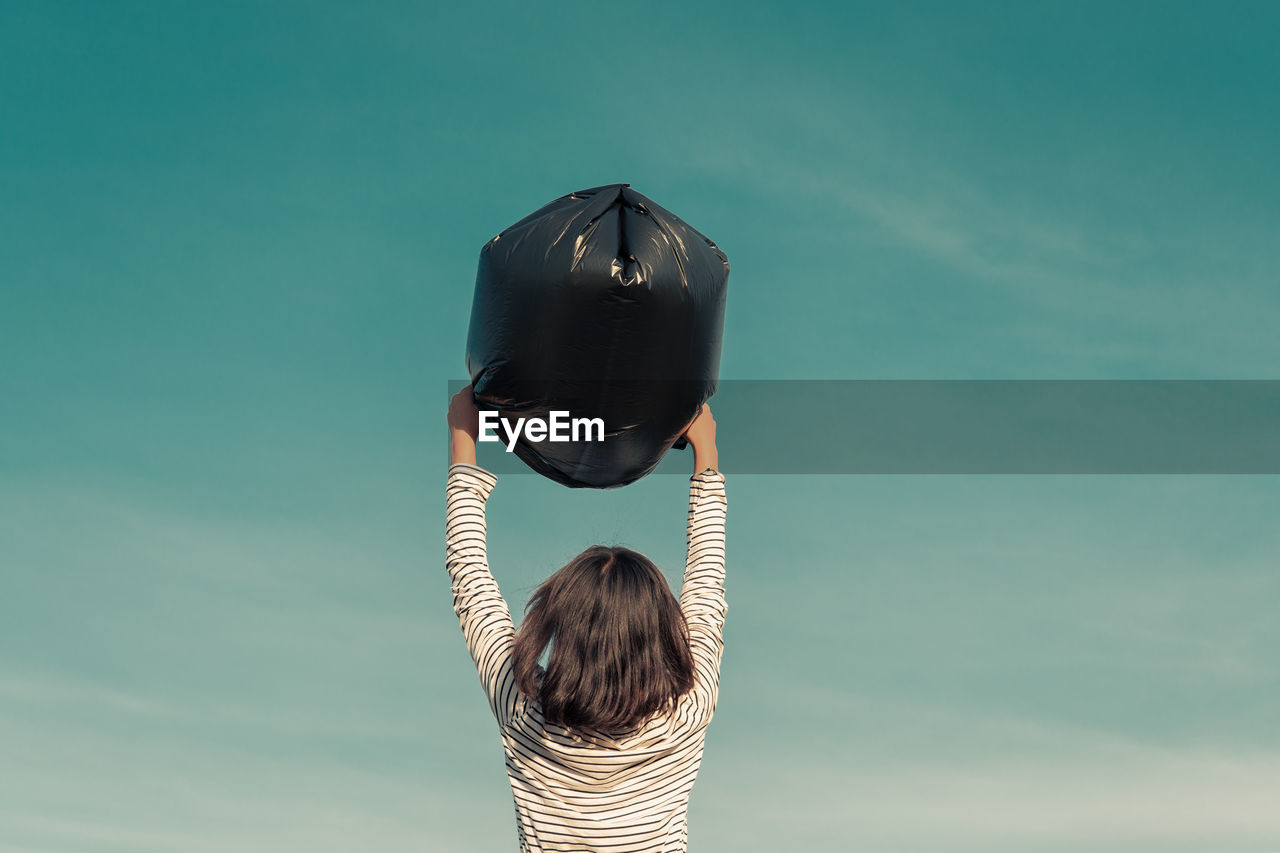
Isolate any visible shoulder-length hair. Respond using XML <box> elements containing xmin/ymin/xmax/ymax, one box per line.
<box><xmin>513</xmin><ymin>545</ymin><xmax>695</xmax><ymax>736</ymax></box>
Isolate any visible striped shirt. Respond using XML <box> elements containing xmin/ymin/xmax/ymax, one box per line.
<box><xmin>445</xmin><ymin>463</ymin><xmax>728</xmax><ymax>852</ymax></box>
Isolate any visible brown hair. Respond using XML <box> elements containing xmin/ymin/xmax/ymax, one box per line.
<box><xmin>513</xmin><ymin>545</ymin><xmax>695</xmax><ymax>736</ymax></box>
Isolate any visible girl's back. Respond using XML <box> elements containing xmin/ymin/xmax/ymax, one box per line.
<box><xmin>500</xmin><ymin>689</ymin><xmax>715</xmax><ymax>851</ymax></box>
<box><xmin>445</xmin><ymin>395</ymin><xmax>727</xmax><ymax>853</ymax></box>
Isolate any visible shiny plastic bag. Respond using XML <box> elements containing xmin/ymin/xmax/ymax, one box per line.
<box><xmin>466</xmin><ymin>183</ymin><xmax>729</xmax><ymax>488</ymax></box>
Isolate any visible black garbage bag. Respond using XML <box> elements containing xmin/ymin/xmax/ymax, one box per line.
<box><xmin>466</xmin><ymin>183</ymin><xmax>730</xmax><ymax>488</ymax></box>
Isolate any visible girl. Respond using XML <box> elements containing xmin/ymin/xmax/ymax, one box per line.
<box><xmin>446</xmin><ymin>386</ymin><xmax>727</xmax><ymax>853</ymax></box>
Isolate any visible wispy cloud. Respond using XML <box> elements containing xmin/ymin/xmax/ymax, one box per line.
<box><xmin>767</xmin><ymin>752</ymin><xmax>1280</xmax><ymax>846</ymax></box>
<box><xmin>699</xmin><ymin>693</ymin><xmax>1280</xmax><ymax>851</ymax></box>
<box><xmin>645</xmin><ymin>79</ymin><xmax>1280</xmax><ymax>375</ymax></box>
<box><xmin>0</xmin><ymin>473</ymin><xmax>469</xmax><ymax>743</ymax></box>
<box><xmin>0</xmin><ymin>707</ymin><xmax>494</xmax><ymax>853</ymax></box>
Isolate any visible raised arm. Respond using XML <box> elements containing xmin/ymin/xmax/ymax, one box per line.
<box><xmin>677</xmin><ymin>405</ymin><xmax>727</xmax><ymax>728</ymax></box>
<box><xmin>445</xmin><ymin>387</ymin><xmax>521</xmax><ymax>728</ymax></box>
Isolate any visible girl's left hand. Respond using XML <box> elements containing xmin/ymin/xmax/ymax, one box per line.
<box><xmin>448</xmin><ymin>386</ymin><xmax>481</xmax><ymax>439</ymax></box>
<box><xmin>449</xmin><ymin>387</ymin><xmax>481</xmax><ymax>466</ymax></box>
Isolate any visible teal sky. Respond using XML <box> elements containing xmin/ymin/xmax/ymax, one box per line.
<box><xmin>3</xmin><ymin>2</ymin><xmax>1279</xmax><ymax>851</ymax></box>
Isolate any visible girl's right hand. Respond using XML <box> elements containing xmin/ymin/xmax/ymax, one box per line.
<box><xmin>683</xmin><ymin>404</ymin><xmax>718</xmax><ymax>472</ymax></box>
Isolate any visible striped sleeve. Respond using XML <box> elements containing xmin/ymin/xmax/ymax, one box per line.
<box><xmin>445</xmin><ymin>463</ymin><xmax>521</xmax><ymax>728</ymax></box>
<box><xmin>678</xmin><ymin>468</ymin><xmax>728</xmax><ymax>728</ymax></box>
